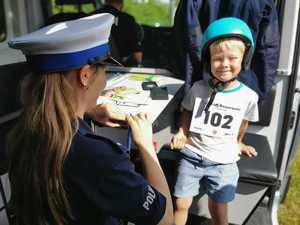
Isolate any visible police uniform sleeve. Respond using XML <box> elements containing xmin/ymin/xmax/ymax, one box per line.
<box><xmin>65</xmin><ymin>137</ymin><xmax>166</xmax><ymax>225</ymax></box>
<box><xmin>173</xmin><ymin>0</ymin><xmax>203</xmax><ymax>93</ymax></box>
<box><xmin>239</xmin><ymin>0</ymin><xmax>280</xmax><ymax>100</ymax></box>
<box><xmin>186</xmin><ymin>0</ymin><xmax>203</xmax><ymax>91</ymax></box>
<box><xmin>253</xmin><ymin>0</ymin><xmax>280</xmax><ymax>99</ymax></box>
<box><xmin>101</xmin><ymin>152</ymin><xmax>166</xmax><ymax>225</ymax></box>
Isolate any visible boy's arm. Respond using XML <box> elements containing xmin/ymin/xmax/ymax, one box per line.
<box><xmin>237</xmin><ymin>119</ymin><xmax>248</xmax><ymax>144</ymax></box>
<box><xmin>170</xmin><ymin>108</ymin><xmax>192</xmax><ymax>150</ymax></box>
<box><xmin>238</xmin><ymin>120</ymin><xmax>257</xmax><ymax>157</ymax></box>
<box><xmin>178</xmin><ymin>107</ymin><xmax>192</xmax><ymax>136</ymax></box>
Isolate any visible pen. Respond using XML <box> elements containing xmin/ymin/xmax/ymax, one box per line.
<box><xmin>127</xmin><ymin>114</ymin><xmax>132</xmax><ymax>152</ymax></box>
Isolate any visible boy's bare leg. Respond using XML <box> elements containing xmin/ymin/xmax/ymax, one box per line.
<box><xmin>174</xmin><ymin>197</ymin><xmax>193</xmax><ymax>225</ymax></box>
<box><xmin>208</xmin><ymin>197</ymin><xmax>228</xmax><ymax>225</ymax></box>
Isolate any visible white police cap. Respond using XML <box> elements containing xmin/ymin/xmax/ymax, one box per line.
<box><xmin>8</xmin><ymin>13</ymin><xmax>121</xmax><ymax>73</ymax></box>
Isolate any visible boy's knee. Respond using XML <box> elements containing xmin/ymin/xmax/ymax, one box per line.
<box><xmin>175</xmin><ymin>197</ymin><xmax>193</xmax><ymax>211</ymax></box>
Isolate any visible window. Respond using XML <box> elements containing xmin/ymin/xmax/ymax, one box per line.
<box><xmin>124</xmin><ymin>0</ymin><xmax>180</xmax><ymax>27</ymax></box>
<box><xmin>49</xmin><ymin>0</ymin><xmax>180</xmax><ymax>27</ymax></box>
<box><xmin>51</xmin><ymin>0</ymin><xmax>97</xmax><ymax>15</ymax></box>
<box><xmin>0</xmin><ymin>1</ymin><xmax>6</xmax><ymax>42</ymax></box>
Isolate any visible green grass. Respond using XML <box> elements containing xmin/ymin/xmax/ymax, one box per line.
<box><xmin>279</xmin><ymin>146</ymin><xmax>300</xmax><ymax>225</ymax></box>
<box><xmin>51</xmin><ymin>2</ymin><xmax>95</xmax><ymax>14</ymax></box>
<box><xmin>50</xmin><ymin>0</ymin><xmax>176</xmax><ymax>26</ymax></box>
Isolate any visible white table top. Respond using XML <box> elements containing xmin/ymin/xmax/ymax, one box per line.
<box><xmin>97</xmin><ymin>68</ymin><xmax>184</xmax><ymax>123</ymax></box>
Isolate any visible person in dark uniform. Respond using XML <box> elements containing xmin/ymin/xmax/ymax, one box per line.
<box><xmin>7</xmin><ymin>13</ymin><xmax>173</xmax><ymax>225</ymax></box>
<box><xmin>92</xmin><ymin>0</ymin><xmax>143</xmax><ymax>67</ymax></box>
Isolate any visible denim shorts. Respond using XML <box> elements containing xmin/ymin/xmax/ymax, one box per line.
<box><xmin>173</xmin><ymin>147</ymin><xmax>239</xmax><ymax>203</ymax></box>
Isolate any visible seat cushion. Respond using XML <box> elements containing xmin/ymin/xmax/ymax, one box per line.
<box><xmin>238</xmin><ymin>133</ymin><xmax>278</xmax><ymax>186</ymax></box>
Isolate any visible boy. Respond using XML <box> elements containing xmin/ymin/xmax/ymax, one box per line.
<box><xmin>170</xmin><ymin>18</ymin><xmax>259</xmax><ymax>225</ymax></box>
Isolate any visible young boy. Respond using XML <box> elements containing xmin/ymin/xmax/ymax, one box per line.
<box><xmin>170</xmin><ymin>18</ymin><xmax>259</xmax><ymax>225</ymax></box>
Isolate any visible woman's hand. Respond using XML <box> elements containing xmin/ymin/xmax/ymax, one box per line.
<box><xmin>126</xmin><ymin>113</ymin><xmax>154</xmax><ymax>152</ymax></box>
<box><xmin>126</xmin><ymin>114</ymin><xmax>174</xmax><ymax>225</ymax></box>
<box><xmin>170</xmin><ymin>128</ymin><xmax>187</xmax><ymax>150</ymax></box>
<box><xmin>86</xmin><ymin>103</ymin><xmax>126</xmax><ymax>127</ymax></box>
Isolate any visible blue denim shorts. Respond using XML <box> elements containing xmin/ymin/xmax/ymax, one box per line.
<box><xmin>174</xmin><ymin>147</ymin><xmax>239</xmax><ymax>203</ymax></box>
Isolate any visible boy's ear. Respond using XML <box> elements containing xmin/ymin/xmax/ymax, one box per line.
<box><xmin>78</xmin><ymin>65</ymin><xmax>93</xmax><ymax>87</ymax></box>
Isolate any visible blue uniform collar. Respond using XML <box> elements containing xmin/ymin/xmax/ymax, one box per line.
<box><xmin>77</xmin><ymin>118</ymin><xmax>94</xmax><ymax>136</ymax></box>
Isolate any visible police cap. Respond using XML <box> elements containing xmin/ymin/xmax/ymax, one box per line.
<box><xmin>8</xmin><ymin>13</ymin><xmax>121</xmax><ymax>73</ymax></box>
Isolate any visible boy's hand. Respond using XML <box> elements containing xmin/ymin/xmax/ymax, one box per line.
<box><xmin>170</xmin><ymin>128</ymin><xmax>187</xmax><ymax>150</ymax></box>
<box><xmin>239</xmin><ymin>143</ymin><xmax>258</xmax><ymax>157</ymax></box>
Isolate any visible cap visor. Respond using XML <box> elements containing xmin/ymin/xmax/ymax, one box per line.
<box><xmin>98</xmin><ymin>56</ymin><xmax>123</xmax><ymax>66</ymax></box>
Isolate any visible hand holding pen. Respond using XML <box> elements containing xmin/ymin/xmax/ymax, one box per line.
<box><xmin>126</xmin><ymin>113</ymin><xmax>156</xmax><ymax>153</ymax></box>
<box><xmin>127</xmin><ymin>114</ymin><xmax>132</xmax><ymax>152</ymax></box>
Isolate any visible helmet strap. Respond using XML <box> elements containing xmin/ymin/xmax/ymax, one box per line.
<box><xmin>212</xmin><ymin>76</ymin><xmax>237</xmax><ymax>86</ymax></box>
<box><xmin>204</xmin><ymin>76</ymin><xmax>237</xmax><ymax>112</ymax></box>
<box><xmin>204</xmin><ymin>88</ymin><xmax>217</xmax><ymax>112</ymax></box>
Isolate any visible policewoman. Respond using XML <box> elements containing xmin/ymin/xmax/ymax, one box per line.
<box><xmin>7</xmin><ymin>13</ymin><xmax>173</xmax><ymax>225</ymax></box>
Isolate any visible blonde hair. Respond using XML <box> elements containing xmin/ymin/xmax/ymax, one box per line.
<box><xmin>209</xmin><ymin>37</ymin><xmax>246</xmax><ymax>54</ymax></box>
<box><xmin>8</xmin><ymin>72</ymin><xmax>79</xmax><ymax>225</ymax></box>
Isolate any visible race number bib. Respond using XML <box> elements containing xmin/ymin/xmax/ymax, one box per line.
<box><xmin>190</xmin><ymin>98</ymin><xmax>243</xmax><ymax>137</ymax></box>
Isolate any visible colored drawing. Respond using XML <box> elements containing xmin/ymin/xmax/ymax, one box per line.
<box><xmin>101</xmin><ymin>86</ymin><xmax>140</xmax><ymax>100</ymax></box>
<box><xmin>128</xmin><ymin>73</ymin><xmax>155</xmax><ymax>81</ymax></box>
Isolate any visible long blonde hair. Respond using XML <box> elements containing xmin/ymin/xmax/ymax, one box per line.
<box><xmin>8</xmin><ymin>71</ymin><xmax>78</xmax><ymax>225</ymax></box>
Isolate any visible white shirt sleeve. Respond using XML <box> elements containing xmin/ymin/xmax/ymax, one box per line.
<box><xmin>244</xmin><ymin>93</ymin><xmax>259</xmax><ymax>122</ymax></box>
<box><xmin>181</xmin><ymin>83</ymin><xmax>197</xmax><ymax>111</ymax></box>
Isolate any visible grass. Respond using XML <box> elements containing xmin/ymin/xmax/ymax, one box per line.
<box><xmin>278</xmin><ymin>146</ymin><xmax>300</xmax><ymax>225</ymax></box>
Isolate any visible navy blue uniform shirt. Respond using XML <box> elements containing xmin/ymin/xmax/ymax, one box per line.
<box><xmin>63</xmin><ymin>119</ymin><xmax>166</xmax><ymax>225</ymax></box>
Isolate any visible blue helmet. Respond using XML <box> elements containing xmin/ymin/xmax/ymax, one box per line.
<box><xmin>200</xmin><ymin>17</ymin><xmax>255</xmax><ymax>70</ymax></box>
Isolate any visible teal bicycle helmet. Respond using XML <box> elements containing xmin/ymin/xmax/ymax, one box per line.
<box><xmin>200</xmin><ymin>17</ymin><xmax>255</xmax><ymax>71</ymax></box>
<box><xmin>199</xmin><ymin>17</ymin><xmax>255</xmax><ymax>112</ymax></box>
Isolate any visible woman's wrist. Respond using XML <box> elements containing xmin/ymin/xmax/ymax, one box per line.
<box><xmin>137</xmin><ymin>141</ymin><xmax>156</xmax><ymax>152</ymax></box>
<box><xmin>138</xmin><ymin>145</ymin><xmax>159</xmax><ymax>163</ymax></box>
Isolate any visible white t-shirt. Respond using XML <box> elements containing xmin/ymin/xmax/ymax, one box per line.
<box><xmin>182</xmin><ymin>80</ymin><xmax>259</xmax><ymax>164</ymax></box>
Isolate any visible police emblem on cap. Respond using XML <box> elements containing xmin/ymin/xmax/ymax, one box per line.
<box><xmin>8</xmin><ymin>13</ymin><xmax>122</xmax><ymax>73</ymax></box>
